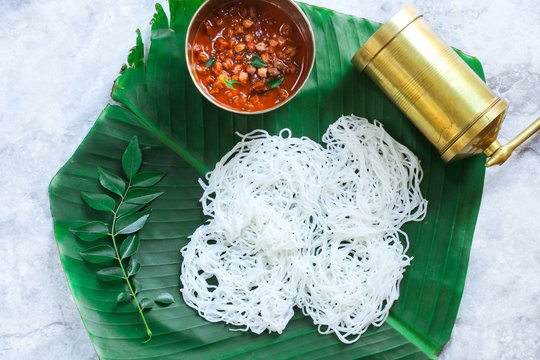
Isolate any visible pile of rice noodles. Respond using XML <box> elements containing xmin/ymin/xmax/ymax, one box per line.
<box><xmin>180</xmin><ymin>115</ymin><xmax>427</xmax><ymax>343</ymax></box>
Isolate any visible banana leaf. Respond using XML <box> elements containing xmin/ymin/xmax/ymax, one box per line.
<box><xmin>49</xmin><ymin>1</ymin><xmax>486</xmax><ymax>359</ymax></box>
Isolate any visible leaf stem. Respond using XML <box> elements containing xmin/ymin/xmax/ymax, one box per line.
<box><xmin>111</xmin><ymin>182</ymin><xmax>152</xmax><ymax>342</ymax></box>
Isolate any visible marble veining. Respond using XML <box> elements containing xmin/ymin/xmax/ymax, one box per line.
<box><xmin>1</xmin><ymin>0</ymin><xmax>538</xmax><ymax>359</ymax></box>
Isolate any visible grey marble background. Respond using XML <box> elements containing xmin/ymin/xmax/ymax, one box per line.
<box><xmin>1</xmin><ymin>0</ymin><xmax>539</xmax><ymax>359</ymax></box>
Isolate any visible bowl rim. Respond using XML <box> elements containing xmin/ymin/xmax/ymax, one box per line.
<box><xmin>185</xmin><ymin>0</ymin><xmax>316</xmax><ymax>115</ymax></box>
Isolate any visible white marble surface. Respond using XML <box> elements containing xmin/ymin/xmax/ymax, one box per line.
<box><xmin>1</xmin><ymin>0</ymin><xmax>539</xmax><ymax>359</ymax></box>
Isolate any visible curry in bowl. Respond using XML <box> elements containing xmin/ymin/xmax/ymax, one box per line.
<box><xmin>186</xmin><ymin>0</ymin><xmax>315</xmax><ymax>114</ymax></box>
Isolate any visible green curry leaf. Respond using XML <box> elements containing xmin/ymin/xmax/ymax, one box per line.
<box><xmin>140</xmin><ymin>298</ymin><xmax>154</xmax><ymax>311</ymax></box>
<box><xmin>154</xmin><ymin>293</ymin><xmax>175</xmax><ymax>306</ymax></box>
<box><xmin>125</xmin><ymin>188</ymin><xmax>163</xmax><ymax>205</ymax></box>
<box><xmin>70</xmin><ymin>221</ymin><xmax>109</xmax><ymax>242</ymax></box>
<box><xmin>80</xmin><ymin>245</ymin><xmax>116</xmax><ymax>264</ymax></box>
<box><xmin>116</xmin><ymin>292</ymin><xmax>132</xmax><ymax>304</ymax></box>
<box><xmin>131</xmin><ymin>172</ymin><xmax>165</xmax><ymax>187</ymax></box>
<box><xmin>98</xmin><ymin>167</ymin><xmax>126</xmax><ymax>197</ymax></box>
<box><xmin>120</xmin><ymin>234</ymin><xmax>140</xmax><ymax>260</ymax></box>
<box><xmin>127</xmin><ymin>257</ymin><xmax>141</xmax><ymax>277</ymax></box>
<box><xmin>97</xmin><ymin>267</ymin><xmax>124</xmax><ymax>281</ymax></box>
<box><xmin>81</xmin><ymin>192</ymin><xmax>116</xmax><ymax>212</ymax></box>
<box><xmin>116</xmin><ymin>210</ymin><xmax>151</xmax><ymax>235</ymax></box>
<box><xmin>122</xmin><ymin>136</ymin><xmax>142</xmax><ymax>180</ymax></box>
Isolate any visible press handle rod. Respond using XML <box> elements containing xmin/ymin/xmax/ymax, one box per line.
<box><xmin>486</xmin><ymin>117</ymin><xmax>540</xmax><ymax>167</ymax></box>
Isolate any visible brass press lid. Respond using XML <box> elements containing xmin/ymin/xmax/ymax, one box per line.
<box><xmin>352</xmin><ymin>6</ymin><xmax>422</xmax><ymax>72</ymax></box>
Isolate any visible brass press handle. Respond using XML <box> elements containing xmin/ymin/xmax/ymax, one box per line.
<box><xmin>486</xmin><ymin>117</ymin><xmax>540</xmax><ymax>167</ymax></box>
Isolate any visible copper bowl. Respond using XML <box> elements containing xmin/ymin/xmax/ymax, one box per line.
<box><xmin>185</xmin><ymin>0</ymin><xmax>316</xmax><ymax>115</ymax></box>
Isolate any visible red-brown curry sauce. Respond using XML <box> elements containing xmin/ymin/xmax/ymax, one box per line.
<box><xmin>191</xmin><ymin>0</ymin><xmax>307</xmax><ymax>112</ymax></box>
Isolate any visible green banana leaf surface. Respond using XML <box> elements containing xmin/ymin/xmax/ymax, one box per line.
<box><xmin>49</xmin><ymin>1</ymin><xmax>486</xmax><ymax>359</ymax></box>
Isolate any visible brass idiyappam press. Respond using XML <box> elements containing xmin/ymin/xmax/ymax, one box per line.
<box><xmin>352</xmin><ymin>5</ymin><xmax>540</xmax><ymax>167</ymax></box>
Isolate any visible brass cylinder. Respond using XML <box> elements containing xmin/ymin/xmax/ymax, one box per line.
<box><xmin>352</xmin><ymin>5</ymin><xmax>508</xmax><ymax>162</ymax></box>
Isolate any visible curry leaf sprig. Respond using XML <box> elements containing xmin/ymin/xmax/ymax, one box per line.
<box><xmin>70</xmin><ymin>136</ymin><xmax>174</xmax><ymax>342</ymax></box>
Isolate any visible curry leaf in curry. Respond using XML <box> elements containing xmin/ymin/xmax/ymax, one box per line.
<box><xmin>267</xmin><ymin>76</ymin><xmax>284</xmax><ymax>89</ymax></box>
<box><xmin>205</xmin><ymin>58</ymin><xmax>216</xmax><ymax>68</ymax></box>
<box><xmin>224</xmin><ymin>79</ymin><xmax>239</xmax><ymax>89</ymax></box>
<box><xmin>249</xmin><ymin>55</ymin><xmax>268</xmax><ymax>68</ymax></box>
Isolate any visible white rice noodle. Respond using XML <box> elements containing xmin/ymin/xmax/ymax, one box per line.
<box><xmin>180</xmin><ymin>115</ymin><xmax>427</xmax><ymax>342</ymax></box>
